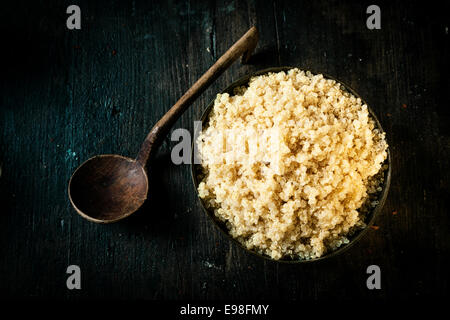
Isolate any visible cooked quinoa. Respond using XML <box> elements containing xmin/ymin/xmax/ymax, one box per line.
<box><xmin>196</xmin><ymin>68</ymin><xmax>388</xmax><ymax>260</ymax></box>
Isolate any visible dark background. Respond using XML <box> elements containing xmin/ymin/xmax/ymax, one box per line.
<box><xmin>0</xmin><ymin>0</ymin><xmax>448</xmax><ymax>300</ymax></box>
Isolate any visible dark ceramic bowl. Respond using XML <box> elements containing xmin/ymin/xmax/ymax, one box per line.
<box><xmin>191</xmin><ymin>67</ymin><xmax>391</xmax><ymax>263</ymax></box>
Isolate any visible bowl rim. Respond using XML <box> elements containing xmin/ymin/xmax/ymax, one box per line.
<box><xmin>190</xmin><ymin>66</ymin><xmax>392</xmax><ymax>263</ymax></box>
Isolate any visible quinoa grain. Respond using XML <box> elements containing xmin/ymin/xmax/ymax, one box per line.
<box><xmin>197</xmin><ymin>69</ymin><xmax>388</xmax><ymax>260</ymax></box>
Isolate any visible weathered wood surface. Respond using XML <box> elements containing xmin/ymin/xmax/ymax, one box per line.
<box><xmin>0</xmin><ymin>0</ymin><xmax>448</xmax><ymax>299</ymax></box>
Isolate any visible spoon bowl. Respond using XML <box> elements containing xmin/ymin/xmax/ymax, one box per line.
<box><xmin>68</xmin><ymin>154</ymin><xmax>148</xmax><ymax>223</ymax></box>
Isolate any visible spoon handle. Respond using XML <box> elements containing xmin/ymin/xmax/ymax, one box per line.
<box><xmin>136</xmin><ymin>26</ymin><xmax>259</xmax><ymax>166</ymax></box>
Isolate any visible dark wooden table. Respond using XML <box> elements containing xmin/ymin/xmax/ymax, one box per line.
<box><xmin>0</xmin><ymin>0</ymin><xmax>448</xmax><ymax>300</ymax></box>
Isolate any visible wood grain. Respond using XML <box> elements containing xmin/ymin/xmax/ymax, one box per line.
<box><xmin>0</xmin><ymin>0</ymin><xmax>448</xmax><ymax>300</ymax></box>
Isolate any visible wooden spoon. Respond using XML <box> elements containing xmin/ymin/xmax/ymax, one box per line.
<box><xmin>68</xmin><ymin>27</ymin><xmax>259</xmax><ymax>223</ymax></box>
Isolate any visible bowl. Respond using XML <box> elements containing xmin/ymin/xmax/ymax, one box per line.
<box><xmin>191</xmin><ymin>67</ymin><xmax>391</xmax><ymax>263</ymax></box>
